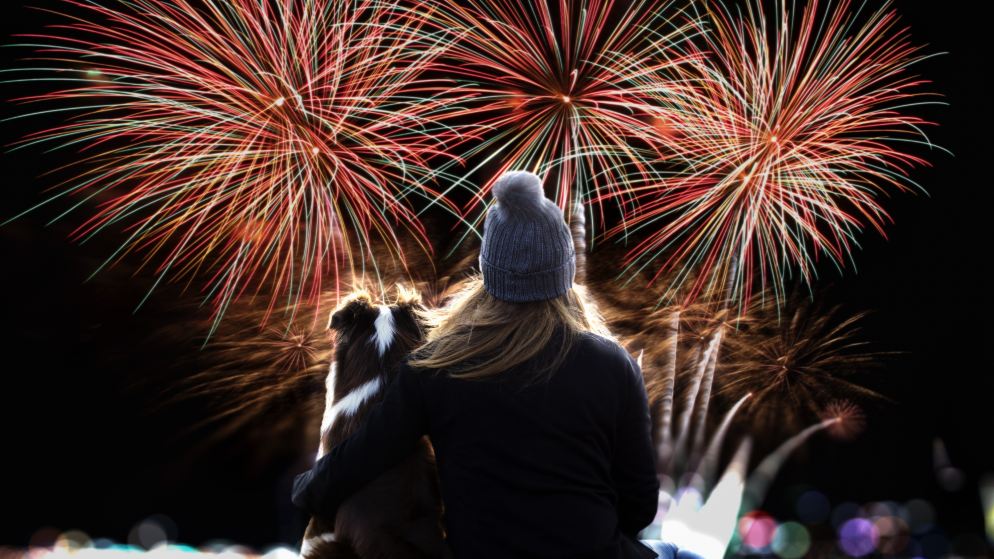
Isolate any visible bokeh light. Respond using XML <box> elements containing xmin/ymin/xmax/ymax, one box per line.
<box><xmin>771</xmin><ymin>521</ymin><xmax>810</xmax><ymax>559</ymax></box>
<box><xmin>903</xmin><ymin>499</ymin><xmax>936</xmax><ymax>535</ymax></box>
<box><xmin>17</xmin><ymin>538</ymin><xmax>277</xmax><ymax>559</ymax></box>
<box><xmin>128</xmin><ymin>517</ymin><xmax>168</xmax><ymax>550</ymax></box>
<box><xmin>739</xmin><ymin>510</ymin><xmax>778</xmax><ymax>551</ymax></box>
<box><xmin>865</xmin><ymin>501</ymin><xmax>897</xmax><ymax>518</ymax></box>
<box><xmin>261</xmin><ymin>546</ymin><xmax>298</xmax><ymax>559</ymax></box>
<box><xmin>988</xmin><ymin>504</ymin><xmax>994</xmax><ymax>546</ymax></box>
<box><xmin>200</xmin><ymin>540</ymin><xmax>235</xmax><ymax>554</ymax></box>
<box><xmin>831</xmin><ymin>502</ymin><xmax>861</xmax><ymax>529</ymax></box>
<box><xmin>219</xmin><ymin>544</ymin><xmax>253</xmax><ymax>559</ymax></box>
<box><xmin>937</xmin><ymin>466</ymin><xmax>965</xmax><ymax>492</ymax></box>
<box><xmin>872</xmin><ymin>515</ymin><xmax>910</xmax><ymax>555</ymax></box>
<box><xmin>28</xmin><ymin>527</ymin><xmax>60</xmax><ymax>550</ymax></box>
<box><xmin>17</xmin><ymin>532</ymin><xmax>274</xmax><ymax>559</ymax></box>
<box><xmin>838</xmin><ymin>517</ymin><xmax>879</xmax><ymax>557</ymax></box>
<box><xmin>54</xmin><ymin>530</ymin><xmax>91</xmax><ymax>551</ymax></box>
<box><xmin>983</xmin><ymin>474</ymin><xmax>994</xmax><ymax>545</ymax></box>
<box><xmin>796</xmin><ymin>490</ymin><xmax>831</xmax><ymax>525</ymax></box>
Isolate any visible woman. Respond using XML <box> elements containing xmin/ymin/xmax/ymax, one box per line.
<box><xmin>291</xmin><ymin>171</ymin><xmax>700</xmax><ymax>559</ymax></box>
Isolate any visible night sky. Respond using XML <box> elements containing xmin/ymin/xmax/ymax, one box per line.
<box><xmin>1</xmin><ymin>0</ymin><xmax>991</xmax><ymax>554</ymax></box>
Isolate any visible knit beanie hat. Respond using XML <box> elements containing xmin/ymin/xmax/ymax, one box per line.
<box><xmin>478</xmin><ymin>170</ymin><xmax>576</xmax><ymax>302</ymax></box>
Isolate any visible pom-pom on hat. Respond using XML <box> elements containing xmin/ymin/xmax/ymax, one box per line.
<box><xmin>478</xmin><ymin>170</ymin><xmax>576</xmax><ymax>302</ymax></box>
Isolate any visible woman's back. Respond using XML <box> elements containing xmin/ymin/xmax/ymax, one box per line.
<box><xmin>415</xmin><ymin>330</ymin><xmax>659</xmax><ymax>558</ymax></box>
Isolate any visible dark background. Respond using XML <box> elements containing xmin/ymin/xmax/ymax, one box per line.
<box><xmin>1</xmin><ymin>0</ymin><xmax>991</xmax><ymax>554</ymax></box>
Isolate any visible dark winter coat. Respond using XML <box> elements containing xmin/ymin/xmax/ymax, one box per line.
<box><xmin>291</xmin><ymin>329</ymin><xmax>660</xmax><ymax>559</ymax></box>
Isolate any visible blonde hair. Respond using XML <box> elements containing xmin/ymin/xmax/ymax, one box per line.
<box><xmin>407</xmin><ymin>272</ymin><xmax>615</xmax><ymax>383</ymax></box>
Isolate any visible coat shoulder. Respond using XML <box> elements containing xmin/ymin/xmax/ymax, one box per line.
<box><xmin>578</xmin><ymin>331</ymin><xmax>630</xmax><ymax>362</ymax></box>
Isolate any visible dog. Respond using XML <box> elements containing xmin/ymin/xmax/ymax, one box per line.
<box><xmin>300</xmin><ymin>286</ymin><xmax>448</xmax><ymax>559</ymax></box>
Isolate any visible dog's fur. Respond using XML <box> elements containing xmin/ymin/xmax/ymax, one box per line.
<box><xmin>300</xmin><ymin>287</ymin><xmax>448</xmax><ymax>559</ymax></box>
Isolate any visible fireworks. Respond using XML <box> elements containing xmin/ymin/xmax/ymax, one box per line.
<box><xmin>3</xmin><ymin>0</ymin><xmax>946</xmax><ymax>332</ymax></box>
<box><xmin>146</xmin><ymin>295</ymin><xmax>333</xmax><ymax>472</ymax></box>
<box><xmin>425</xmin><ymin>0</ymin><xmax>700</xmax><ymax>243</ymax></box>
<box><xmin>611</xmin><ymin>291</ymin><xmax>862</xmax><ymax>554</ymax></box>
<box><xmin>716</xmin><ymin>299</ymin><xmax>892</xmax><ymax>437</ymax></box>
<box><xmin>821</xmin><ymin>400</ymin><xmax>866</xmax><ymax>440</ymax></box>
<box><xmin>602</xmin><ymin>0</ymin><xmax>944</xmax><ymax>312</ymax></box>
<box><xmin>3</xmin><ymin>0</ymin><xmax>467</xmax><ymax>333</ymax></box>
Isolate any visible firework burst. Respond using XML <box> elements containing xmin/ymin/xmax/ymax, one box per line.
<box><xmin>144</xmin><ymin>304</ymin><xmax>332</xmax><ymax>473</ymax></box>
<box><xmin>716</xmin><ymin>298</ymin><xmax>892</xmax><ymax>436</ymax></box>
<box><xmin>821</xmin><ymin>399</ymin><xmax>866</xmax><ymax>440</ymax></box>
<box><xmin>3</xmin><ymin>0</ymin><xmax>467</xmax><ymax>334</ymax></box>
<box><xmin>602</xmin><ymin>0</ymin><xmax>945</xmax><ymax>312</ymax></box>
<box><xmin>425</xmin><ymin>0</ymin><xmax>700</xmax><ymax>247</ymax></box>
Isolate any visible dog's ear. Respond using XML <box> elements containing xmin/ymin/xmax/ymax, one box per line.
<box><xmin>393</xmin><ymin>283</ymin><xmax>423</xmax><ymax>308</ymax></box>
<box><xmin>328</xmin><ymin>307</ymin><xmax>350</xmax><ymax>331</ymax></box>
<box><xmin>328</xmin><ymin>300</ymin><xmax>365</xmax><ymax>331</ymax></box>
<box><xmin>328</xmin><ymin>290</ymin><xmax>376</xmax><ymax>331</ymax></box>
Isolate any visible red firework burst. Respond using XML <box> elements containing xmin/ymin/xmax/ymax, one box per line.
<box><xmin>4</xmin><ymin>0</ymin><xmax>466</xmax><ymax>334</ymax></box>
<box><xmin>426</xmin><ymin>0</ymin><xmax>700</xmax><ymax>242</ymax></box>
<box><xmin>600</xmin><ymin>0</ymin><xmax>945</xmax><ymax>312</ymax></box>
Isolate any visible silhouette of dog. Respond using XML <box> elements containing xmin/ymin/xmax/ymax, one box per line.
<box><xmin>300</xmin><ymin>287</ymin><xmax>448</xmax><ymax>559</ymax></box>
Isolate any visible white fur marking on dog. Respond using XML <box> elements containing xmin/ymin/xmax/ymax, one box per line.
<box><xmin>317</xmin><ymin>361</ymin><xmax>338</xmax><ymax>457</ymax></box>
<box><xmin>369</xmin><ymin>304</ymin><xmax>396</xmax><ymax>356</ymax></box>
<box><xmin>328</xmin><ymin>376</ymin><xmax>383</xmax><ymax>425</ymax></box>
<box><xmin>300</xmin><ymin>533</ymin><xmax>336</xmax><ymax>556</ymax></box>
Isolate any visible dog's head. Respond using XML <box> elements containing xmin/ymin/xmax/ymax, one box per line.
<box><xmin>327</xmin><ymin>285</ymin><xmax>426</xmax><ymax>396</ymax></box>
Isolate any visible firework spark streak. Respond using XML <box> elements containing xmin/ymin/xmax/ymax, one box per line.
<box><xmin>3</xmin><ymin>0</ymin><xmax>466</xmax><ymax>334</ymax></box>
<box><xmin>425</xmin><ymin>0</ymin><xmax>700</xmax><ymax>248</ymax></box>
<box><xmin>602</xmin><ymin>0</ymin><xmax>945</xmax><ymax>312</ymax></box>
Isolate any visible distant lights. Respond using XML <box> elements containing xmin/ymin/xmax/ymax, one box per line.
<box><xmin>831</xmin><ymin>501</ymin><xmax>862</xmax><ymax>529</ymax></box>
<box><xmin>795</xmin><ymin>490</ymin><xmax>831</xmax><ymax>524</ymax></box>
<box><xmin>838</xmin><ymin>518</ymin><xmax>878</xmax><ymax>557</ymax></box>
<box><xmin>29</xmin><ymin>526</ymin><xmax>61</xmax><ymax>550</ymax></box>
<box><xmin>217</xmin><ymin>545</ymin><xmax>254</xmax><ymax>559</ymax></box>
<box><xmin>981</xmin><ymin>474</ymin><xmax>994</xmax><ymax>546</ymax></box>
<box><xmin>722</xmin><ymin>491</ymin><xmax>988</xmax><ymax>559</ymax></box>
<box><xmin>260</xmin><ymin>546</ymin><xmax>297</xmax><ymax>559</ymax></box>
<box><xmin>55</xmin><ymin>529</ymin><xmax>92</xmax><ymax>551</ymax></box>
<box><xmin>986</xmin><ymin>499</ymin><xmax>994</xmax><ymax>546</ymax></box>
<box><xmin>873</xmin><ymin>514</ymin><xmax>910</xmax><ymax>555</ymax></box>
<box><xmin>127</xmin><ymin>515</ymin><xmax>175</xmax><ymax>550</ymax></box>
<box><xmin>21</xmin><ymin>527</ymin><xmax>271</xmax><ymax>559</ymax></box>
<box><xmin>738</xmin><ymin>510</ymin><xmax>777</xmax><ymax>551</ymax></box>
<box><xmin>16</xmin><ymin>491</ymin><xmax>988</xmax><ymax>559</ymax></box>
<box><xmin>771</xmin><ymin>522</ymin><xmax>810</xmax><ymax>559</ymax></box>
<box><xmin>937</xmin><ymin>465</ymin><xmax>966</xmax><ymax>491</ymax></box>
<box><xmin>903</xmin><ymin>498</ymin><xmax>936</xmax><ymax>534</ymax></box>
